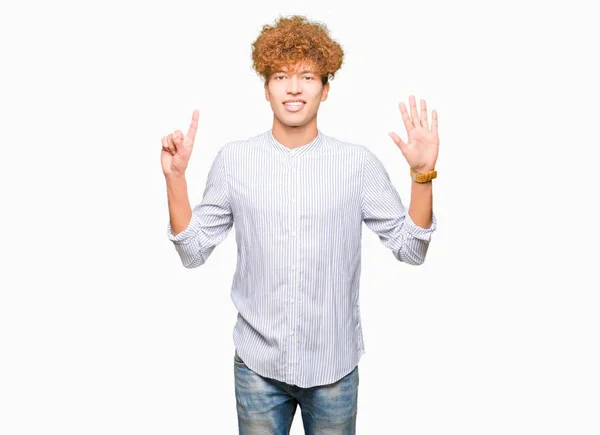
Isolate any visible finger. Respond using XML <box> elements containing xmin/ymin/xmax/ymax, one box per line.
<box><xmin>161</xmin><ymin>136</ymin><xmax>171</xmax><ymax>153</ymax></box>
<box><xmin>172</xmin><ymin>130</ymin><xmax>184</xmax><ymax>147</ymax></box>
<box><xmin>161</xmin><ymin>137</ymin><xmax>174</xmax><ymax>157</ymax></box>
<box><xmin>187</xmin><ymin>109</ymin><xmax>199</xmax><ymax>142</ymax></box>
<box><xmin>409</xmin><ymin>95</ymin><xmax>421</xmax><ymax>127</ymax></box>
<box><xmin>167</xmin><ymin>134</ymin><xmax>177</xmax><ymax>155</ymax></box>
<box><xmin>420</xmin><ymin>99</ymin><xmax>429</xmax><ymax>130</ymax></box>
<box><xmin>399</xmin><ymin>102</ymin><xmax>415</xmax><ymax>133</ymax></box>
<box><xmin>388</xmin><ymin>131</ymin><xmax>408</xmax><ymax>154</ymax></box>
<box><xmin>431</xmin><ymin>110</ymin><xmax>438</xmax><ymax>136</ymax></box>
<box><xmin>161</xmin><ymin>145</ymin><xmax>171</xmax><ymax>168</ymax></box>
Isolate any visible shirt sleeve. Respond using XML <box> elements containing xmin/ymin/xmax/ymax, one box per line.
<box><xmin>167</xmin><ymin>148</ymin><xmax>233</xmax><ymax>268</ymax></box>
<box><xmin>361</xmin><ymin>148</ymin><xmax>437</xmax><ymax>265</ymax></box>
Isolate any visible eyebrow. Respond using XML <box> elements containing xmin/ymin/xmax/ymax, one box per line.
<box><xmin>273</xmin><ymin>70</ymin><xmax>316</xmax><ymax>75</ymax></box>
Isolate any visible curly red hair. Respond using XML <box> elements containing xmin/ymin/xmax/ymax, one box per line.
<box><xmin>251</xmin><ymin>15</ymin><xmax>344</xmax><ymax>85</ymax></box>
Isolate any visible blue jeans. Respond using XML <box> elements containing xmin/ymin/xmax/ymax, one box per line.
<box><xmin>234</xmin><ymin>351</ymin><xmax>359</xmax><ymax>434</ymax></box>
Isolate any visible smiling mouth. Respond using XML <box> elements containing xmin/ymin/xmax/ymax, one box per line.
<box><xmin>283</xmin><ymin>101</ymin><xmax>305</xmax><ymax>112</ymax></box>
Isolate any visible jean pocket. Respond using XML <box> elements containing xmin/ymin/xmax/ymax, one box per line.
<box><xmin>234</xmin><ymin>351</ymin><xmax>245</xmax><ymax>366</ymax></box>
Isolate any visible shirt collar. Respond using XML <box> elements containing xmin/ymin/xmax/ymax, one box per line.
<box><xmin>267</xmin><ymin>129</ymin><xmax>324</xmax><ymax>157</ymax></box>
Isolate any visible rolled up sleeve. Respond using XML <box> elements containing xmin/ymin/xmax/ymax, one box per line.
<box><xmin>166</xmin><ymin>148</ymin><xmax>233</xmax><ymax>268</ymax></box>
<box><xmin>361</xmin><ymin>148</ymin><xmax>436</xmax><ymax>265</ymax></box>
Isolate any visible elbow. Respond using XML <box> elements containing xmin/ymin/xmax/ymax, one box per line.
<box><xmin>172</xmin><ymin>240</ymin><xmax>211</xmax><ymax>269</ymax></box>
<box><xmin>182</xmin><ymin>261</ymin><xmax>201</xmax><ymax>269</ymax></box>
<box><xmin>405</xmin><ymin>257</ymin><xmax>426</xmax><ymax>266</ymax></box>
<box><xmin>394</xmin><ymin>248</ymin><xmax>428</xmax><ymax>265</ymax></box>
<box><xmin>398</xmin><ymin>253</ymin><xmax>426</xmax><ymax>266</ymax></box>
<box><xmin>182</xmin><ymin>254</ymin><xmax>205</xmax><ymax>269</ymax></box>
<box><xmin>176</xmin><ymin>248</ymin><xmax>206</xmax><ymax>269</ymax></box>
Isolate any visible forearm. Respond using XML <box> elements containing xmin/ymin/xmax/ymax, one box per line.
<box><xmin>166</xmin><ymin>175</ymin><xmax>192</xmax><ymax>235</ymax></box>
<box><xmin>408</xmin><ymin>179</ymin><xmax>433</xmax><ymax>229</ymax></box>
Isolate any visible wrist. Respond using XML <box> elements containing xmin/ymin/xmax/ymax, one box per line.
<box><xmin>410</xmin><ymin>167</ymin><xmax>437</xmax><ymax>183</ymax></box>
<box><xmin>411</xmin><ymin>178</ymin><xmax>433</xmax><ymax>185</ymax></box>
<box><xmin>165</xmin><ymin>172</ymin><xmax>187</xmax><ymax>184</ymax></box>
<box><xmin>411</xmin><ymin>166</ymin><xmax>435</xmax><ymax>173</ymax></box>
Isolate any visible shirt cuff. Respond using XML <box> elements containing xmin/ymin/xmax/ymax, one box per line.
<box><xmin>404</xmin><ymin>212</ymin><xmax>437</xmax><ymax>240</ymax></box>
<box><xmin>167</xmin><ymin>213</ymin><xmax>201</xmax><ymax>245</ymax></box>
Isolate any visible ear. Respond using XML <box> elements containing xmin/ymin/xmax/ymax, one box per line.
<box><xmin>321</xmin><ymin>81</ymin><xmax>330</xmax><ymax>102</ymax></box>
<box><xmin>264</xmin><ymin>82</ymin><xmax>270</xmax><ymax>102</ymax></box>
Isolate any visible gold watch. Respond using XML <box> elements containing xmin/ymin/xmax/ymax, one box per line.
<box><xmin>410</xmin><ymin>168</ymin><xmax>437</xmax><ymax>183</ymax></box>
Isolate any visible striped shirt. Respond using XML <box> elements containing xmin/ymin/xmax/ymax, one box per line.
<box><xmin>167</xmin><ymin>129</ymin><xmax>437</xmax><ymax>388</ymax></box>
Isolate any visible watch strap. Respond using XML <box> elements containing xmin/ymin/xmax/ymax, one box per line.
<box><xmin>410</xmin><ymin>168</ymin><xmax>437</xmax><ymax>183</ymax></box>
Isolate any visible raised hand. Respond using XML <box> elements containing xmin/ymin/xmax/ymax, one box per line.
<box><xmin>388</xmin><ymin>95</ymin><xmax>439</xmax><ymax>173</ymax></box>
<box><xmin>161</xmin><ymin>109</ymin><xmax>200</xmax><ymax>178</ymax></box>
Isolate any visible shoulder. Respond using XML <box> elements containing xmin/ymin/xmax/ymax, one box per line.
<box><xmin>320</xmin><ymin>133</ymin><xmax>370</xmax><ymax>156</ymax></box>
<box><xmin>217</xmin><ymin>130</ymin><xmax>270</xmax><ymax>157</ymax></box>
<box><xmin>322</xmin><ymin>134</ymin><xmax>380</xmax><ymax>164</ymax></box>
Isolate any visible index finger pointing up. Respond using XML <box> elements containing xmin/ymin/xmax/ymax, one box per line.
<box><xmin>187</xmin><ymin>109</ymin><xmax>199</xmax><ymax>140</ymax></box>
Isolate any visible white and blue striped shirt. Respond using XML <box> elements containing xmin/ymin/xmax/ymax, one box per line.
<box><xmin>167</xmin><ymin>129</ymin><xmax>437</xmax><ymax>388</ymax></box>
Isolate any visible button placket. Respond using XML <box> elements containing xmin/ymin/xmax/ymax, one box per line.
<box><xmin>288</xmin><ymin>155</ymin><xmax>298</xmax><ymax>382</ymax></box>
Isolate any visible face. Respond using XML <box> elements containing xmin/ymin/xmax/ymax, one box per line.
<box><xmin>264</xmin><ymin>62</ymin><xmax>330</xmax><ymax>128</ymax></box>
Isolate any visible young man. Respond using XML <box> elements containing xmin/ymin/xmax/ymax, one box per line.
<box><xmin>161</xmin><ymin>15</ymin><xmax>439</xmax><ymax>434</ymax></box>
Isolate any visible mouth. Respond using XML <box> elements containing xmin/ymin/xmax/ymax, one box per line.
<box><xmin>283</xmin><ymin>101</ymin><xmax>305</xmax><ymax>112</ymax></box>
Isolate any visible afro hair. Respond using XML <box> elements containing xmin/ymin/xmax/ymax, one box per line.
<box><xmin>251</xmin><ymin>15</ymin><xmax>344</xmax><ymax>85</ymax></box>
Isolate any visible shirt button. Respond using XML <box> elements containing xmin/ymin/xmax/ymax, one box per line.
<box><xmin>290</xmin><ymin>331</ymin><xmax>295</xmax><ymax>336</ymax></box>
<box><xmin>291</xmin><ymin>298</ymin><xmax>295</xmax><ymax>303</ymax></box>
<box><xmin>291</xmin><ymin>232</ymin><xmax>296</xmax><ymax>237</ymax></box>
<box><xmin>291</xmin><ymin>266</ymin><xmax>296</xmax><ymax>271</ymax></box>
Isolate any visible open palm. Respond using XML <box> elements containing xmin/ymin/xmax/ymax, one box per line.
<box><xmin>389</xmin><ymin>95</ymin><xmax>439</xmax><ymax>173</ymax></box>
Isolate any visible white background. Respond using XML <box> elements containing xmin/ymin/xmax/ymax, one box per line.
<box><xmin>1</xmin><ymin>0</ymin><xmax>599</xmax><ymax>433</ymax></box>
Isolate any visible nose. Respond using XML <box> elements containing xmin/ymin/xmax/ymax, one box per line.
<box><xmin>286</xmin><ymin>75</ymin><xmax>302</xmax><ymax>94</ymax></box>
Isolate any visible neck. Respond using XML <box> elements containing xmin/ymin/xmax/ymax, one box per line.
<box><xmin>271</xmin><ymin>117</ymin><xmax>319</xmax><ymax>149</ymax></box>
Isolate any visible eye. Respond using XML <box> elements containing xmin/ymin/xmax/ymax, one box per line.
<box><xmin>303</xmin><ymin>76</ymin><xmax>313</xmax><ymax>80</ymax></box>
<box><xmin>276</xmin><ymin>75</ymin><xmax>286</xmax><ymax>80</ymax></box>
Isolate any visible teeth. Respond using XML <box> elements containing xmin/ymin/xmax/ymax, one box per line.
<box><xmin>285</xmin><ymin>102</ymin><xmax>303</xmax><ymax>105</ymax></box>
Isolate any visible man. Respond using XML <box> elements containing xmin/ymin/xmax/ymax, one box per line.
<box><xmin>161</xmin><ymin>15</ymin><xmax>439</xmax><ymax>435</ymax></box>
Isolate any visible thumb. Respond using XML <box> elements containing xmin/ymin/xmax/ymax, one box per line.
<box><xmin>388</xmin><ymin>132</ymin><xmax>408</xmax><ymax>154</ymax></box>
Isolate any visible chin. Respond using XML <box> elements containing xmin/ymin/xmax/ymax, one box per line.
<box><xmin>275</xmin><ymin>114</ymin><xmax>308</xmax><ymax>128</ymax></box>
<box><xmin>285</xmin><ymin>120</ymin><xmax>307</xmax><ymax>128</ymax></box>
